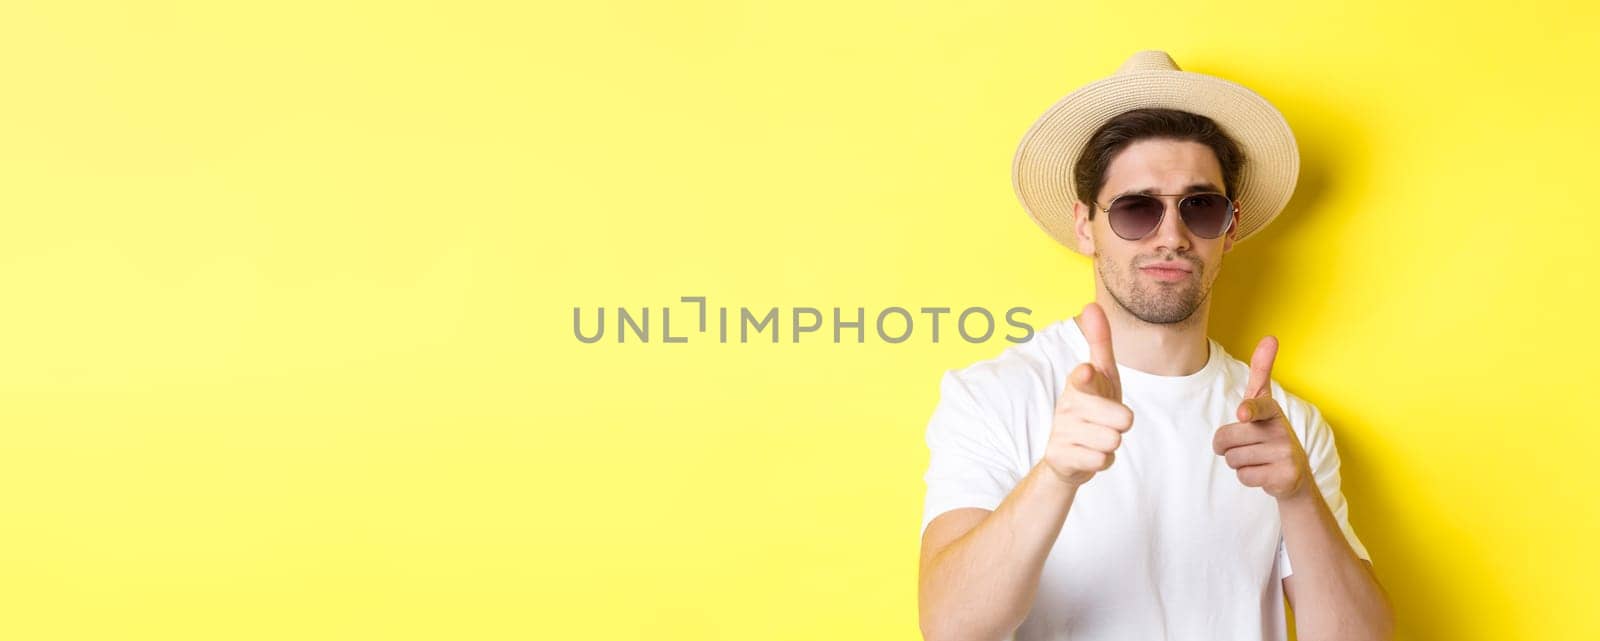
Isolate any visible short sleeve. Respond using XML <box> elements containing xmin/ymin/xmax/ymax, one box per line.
<box><xmin>920</xmin><ymin>369</ymin><xmax>1023</xmax><ymax>538</ymax></box>
<box><xmin>1276</xmin><ymin>398</ymin><xmax>1372</xmax><ymax>579</ymax></box>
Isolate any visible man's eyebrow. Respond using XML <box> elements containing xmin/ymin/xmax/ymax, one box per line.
<box><xmin>1106</xmin><ymin>182</ymin><xmax>1224</xmax><ymax>201</ymax></box>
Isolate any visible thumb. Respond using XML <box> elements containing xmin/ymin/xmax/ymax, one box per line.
<box><xmin>1062</xmin><ymin>362</ymin><xmax>1094</xmax><ymax>399</ymax></box>
<box><xmin>1064</xmin><ymin>362</ymin><xmax>1119</xmax><ymax>402</ymax></box>
<box><xmin>1245</xmin><ymin>335</ymin><xmax>1278</xmax><ymax>399</ymax></box>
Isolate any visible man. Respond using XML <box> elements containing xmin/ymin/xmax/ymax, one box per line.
<box><xmin>916</xmin><ymin>51</ymin><xmax>1393</xmax><ymax>641</ymax></box>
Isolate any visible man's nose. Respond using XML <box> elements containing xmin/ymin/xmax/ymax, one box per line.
<box><xmin>1149</xmin><ymin>199</ymin><xmax>1193</xmax><ymax>252</ymax></box>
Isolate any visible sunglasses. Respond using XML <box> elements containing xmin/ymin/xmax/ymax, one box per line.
<box><xmin>1094</xmin><ymin>192</ymin><xmax>1239</xmax><ymax>241</ymax></box>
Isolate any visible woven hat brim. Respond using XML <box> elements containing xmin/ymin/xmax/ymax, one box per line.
<box><xmin>1012</xmin><ymin>70</ymin><xmax>1299</xmax><ymax>254</ymax></box>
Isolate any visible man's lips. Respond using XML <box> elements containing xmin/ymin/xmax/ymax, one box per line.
<box><xmin>1139</xmin><ymin>262</ymin><xmax>1193</xmax><ymax>281</ymax></box>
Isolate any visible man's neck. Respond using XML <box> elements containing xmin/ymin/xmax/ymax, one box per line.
<box><xmin>1076</xmin><ymin>291</ymin><xmax>1212</xmax><ymax>377</ymax></box>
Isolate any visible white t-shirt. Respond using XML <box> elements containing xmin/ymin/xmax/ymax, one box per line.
<box><xmin>920</xmin><ymin>317</ymin><xmax>1370</xmax><ymax>641</ymax></box>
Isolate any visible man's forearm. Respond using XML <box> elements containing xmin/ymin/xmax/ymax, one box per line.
<box><xmin>919</xmin><ymin>461</ymin><xmax>1080</xmax><ymax>641</ymax></box>
<box><xmin>1278</xmin><ymin>488</ymin><xmax>1394</xmax><ymax>641</ymax></box>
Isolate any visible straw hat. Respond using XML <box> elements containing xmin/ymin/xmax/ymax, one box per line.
<box><xmin>1011</xmin><ymin>50</ymin><xmax>1299</xmax><ymax>253</ymax></box>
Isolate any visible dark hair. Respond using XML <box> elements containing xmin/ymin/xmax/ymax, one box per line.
<box><xmin>1073</xmin><ymin>108</ymin><xmax>1245</xmax><ymax>218</ymax></box>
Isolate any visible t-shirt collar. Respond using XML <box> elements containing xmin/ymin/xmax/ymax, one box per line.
<box><xmin>1054</xmin><ymin>316</ymin><xmax>1224</xmax><ymax>395</ymax></box>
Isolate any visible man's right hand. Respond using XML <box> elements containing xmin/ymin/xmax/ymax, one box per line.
<box><xmin>1042</xmin><ymin>302</ymin><xmax>1133</xmax><ymax>487</ymax></box>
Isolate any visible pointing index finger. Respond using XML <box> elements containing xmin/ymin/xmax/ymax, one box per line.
<box><xmin>1079</xmin><ymin>302</ymin><xmax>1120</xmax><ymax>395</ymax></box>
<box><xmin>1245</xmin><ymin>335</ymin><xmax>1278</xmax><ymax>399</ymax></box>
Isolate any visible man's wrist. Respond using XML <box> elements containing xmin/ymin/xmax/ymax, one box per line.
<box><xmin>1033</xmin><ymin>461</ymin><xmax>1084</xmax><ymax>492</ymax></box>
<box><xmin>1274</xmin><ymin>480</ymin><xmax>1322</xmax><ymax>510</ymax></box>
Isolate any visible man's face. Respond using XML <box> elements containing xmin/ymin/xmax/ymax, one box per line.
<box><xmin>1072</xmin><ymin>138</ymin><xmax>1238</xmax><ymax>325</ymax></box>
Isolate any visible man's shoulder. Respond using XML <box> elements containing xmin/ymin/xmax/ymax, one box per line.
<box><xmin>1206</xmin><ymin>339</ymin><xmax>1326</xmax><ymax>424</ymax></box>
<box><xmin>942</xmin><ymin>318</ymin><xmax>1079</xmax><ymax>404</ymax></box>
<box><xmin>1233</xmin><ymin>356</ymin><xmax>1329</xmax><ymax>436</ymax></box>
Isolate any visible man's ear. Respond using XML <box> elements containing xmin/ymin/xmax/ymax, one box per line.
<box><xmin>1072</xmin><ymin>201</ymin><xmax>1096</xmax><ymax>256</ymax></box>
<box><xmin>1221</xmin><ymin>209</ymin><xmax>1240</xmax><ymax>253</ymax></box>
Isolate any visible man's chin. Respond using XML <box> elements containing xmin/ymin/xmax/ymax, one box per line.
<box><xmin>1118</xmin><ymin>291</ymin><xmax>1202</xmax><ymax>325</ymax></box>
<box><xmin>1131</xmin><ymin>304</ymin><xmax>1202</xmax><ymax>325</ymax></box>
<box><xmin>1138</xmin><ymin>271</ymin><xmax>1197</xmax><ymax>286</ymax></box>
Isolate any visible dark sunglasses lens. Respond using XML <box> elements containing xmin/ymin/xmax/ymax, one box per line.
<box><xmin>1179</xmin><ymin>194</ymin><xmax>1232</xmax><ymax>238</ymax></box>
<box><xmin>1107</xmin><ymin>195</ymin><xmax>1163</xmax><ymax>239</ymax></box>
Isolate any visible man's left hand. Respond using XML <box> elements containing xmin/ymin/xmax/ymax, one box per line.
<box><xmin>1212</xmin><ymin>336</ymin><xmax>1313</xmax><ymax>500</ymax></box>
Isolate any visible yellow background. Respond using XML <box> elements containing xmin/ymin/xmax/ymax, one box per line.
<box><xmin>1</xmin><ymin>1</ymin><xmax>1596</xmax><ymax>639</ymax></box>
